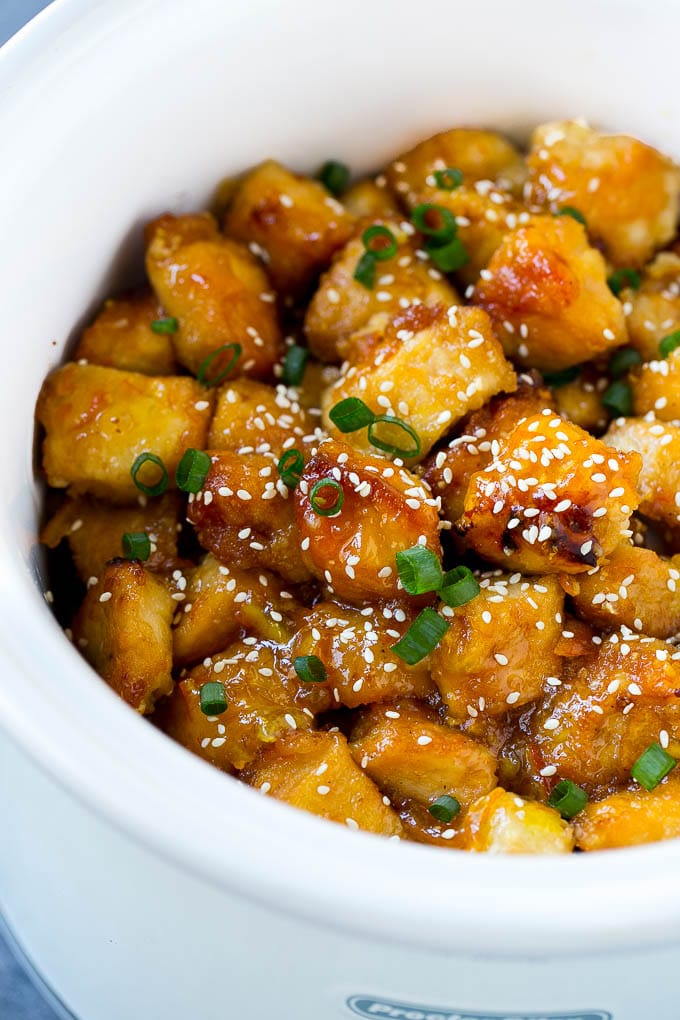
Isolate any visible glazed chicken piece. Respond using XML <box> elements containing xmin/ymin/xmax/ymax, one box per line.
<box><xmin>605</xmin><ymin>417</ymin><xmax>680</xmax><ymax>529</ymax></box>
<box><xmin>526</xmin><ymin>119</ymin><xmax>680</xmax><ymax>267</ymax></box>
<box><xmin>145</xmin><ymin>211</ymin><xmax>281</xmax><ymax>377</ymax></box>
<box><xmin>73</xmin><ymin>560</ymin><xmax>174</xmax><ymax>713</ymax></box>
<box><xmin>456</xmin><ymin>788</ymin><xmax>574</xmax><ymax>853</ymax></box>
<box><xmin>74</xmin><ymin>289</ymin><xmax>177</xmax><ymax>375</ymax></box>
<box><xmin>631</xmin><ymin>347</ymin><xmax>680</xmax><ymax>422</ymax></box>
<box><xmin>36</xmin><ymin>362</ymin><xmax>213</xmax><ymax>503</ymax></box>
<box><xmin>241</xmin><ymin>729</ymin><xmax>404</xmax><ymax>837</ymax></box>
<box><xmin>574</xmin><ymin>772</ymin><xmax>680</xmax><ymax>850</ymax></box>
<box><xmin>622</xmin><ymin>252</ymin><xmax>680</xmax><ymax>362</ymax></box>
<box><xmin>474</xmin><ymin>214</ymin><xmax>627</xmax><ymax>371</ymax></box>
<box><xmin>457</xmin><ymin>412</ymin><xmax>641</xmax><ymax>573</ymax></box>
<box><xmin>322</xmin><ymin>304</ymin><xmax>516</xmax><ymax>462</ymax></box>
<box><xmin>341</xmin><ymin>178</ymin><xmax>401</xmax><ymax>219</ymax></box>
<box><xmin>207</xmin><ymin>378</ymin><xmax>315</xmax><ymax>456</ymax></box>
<box><xmin>223</xmin><ymin>159</ymin><xmax>355</xmax><ymax>297</ymax></box>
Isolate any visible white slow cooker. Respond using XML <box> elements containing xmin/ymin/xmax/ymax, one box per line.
<box><xmin>1</xmin><ymin>1</ymin><xmax>680</xmax><ymax>1017</ymax></box>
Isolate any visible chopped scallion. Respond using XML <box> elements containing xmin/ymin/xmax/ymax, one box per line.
<box><xmin>609</xmin><ymin>347</ymin><xmax>642</xmax><ymax>378</ymax></box>
<box><xmin>602</xmin><ymin>379</ymin><xmax>633</xmax><ymax>417</ymax></box>
<box><xmin>293</xmin><ymin>655</ymin><xmax>327</xmax><ymax>683</ymax></box>
<box><xmin>607</xmin><ymin>268</ymin><xmax>641</xmax><ymax>296</ymax></box>
<box><xmin>428</xmin><ymin>794</ymin><xmax>461</xmax><ymax>823</ymax></box>
<box><xmin>391</xmin><ymin>608</ymin><xmax>450</xmax><ymax>665</ymax></box>
<box><xmin>199</xmin><ymin>681</ymin><xmax>228</xmax><ymax>716</ymax></box>
<box><xmin>659</xmin><ymin>330</ymin><xmax>680</xmax><ymax>359</ymax></box>
<box><xmin>631</xmin><ymin>743</ymin><xmax>677</xmax><ymax>791</ymax></box>
<box><xmin>439</xmin><ymin>566</ymin><xmax>480</xmax><ymax>608</ymax></box>
<box><xmin>329</xmin><ymin>397</ymin><xmax>376</xmax><ymax>433</ymax></box>
<box><xmin>130</xmin><ymin>452</ymin><xmax>168</xmax><ymax>497</ymax></box>
<box><xmin>176</xmin><ymin>448</ymin><xmax>211</xmax><ymax>493</ymax></box>
<box><xmin>309</xmin><ymin>478</ymin><xmax>344</xmax><ymax>517</ymax></box>
<box><xmin>434</xmin><ymin>168</ymin><xmax>464</xmax><ymax>191</ymax></box>
<box><xmin>395</xmin><ymin>545</ymin><xmax>443</xmax><ymax>595</ymax></box>
<box><xmin>547</xmin><ymin>779</ymin><xmax>588</xmax><ymax>819</ymax></box>
<box><xmin>196</xmin><ymin>342</ymin><xmax>242</xmax><ymax>387</ymax></box>
<box><xmin>318</xmin><ymin>160</ymin><xmax>350</xmax><ymax>197</ymax></box>
<box><xmin>282</xmin><ymin>344</ymin><xmax>309</xmax><ymax>387</ymax></box>
<box><xmin>150</xmin><ymin>316</ymin><xmax>178</xmax><ymax>334</ymax></box>
<box><xmin>277</xmin><ymin>449</ymin><xmax>304</xmax><ymax>489</ymax></box>
<box><xmin>121</xmin><ymin>531</ymin><xmax>151</xmax><ymax>561</ymax></box>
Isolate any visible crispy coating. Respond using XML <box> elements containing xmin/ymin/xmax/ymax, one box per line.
<box><xmin>40</xmin><ymin>492</ymin><xmax>181</xmax><ymax>582</ymax></box>
<box><xmin>223</xmin><ymin>160</ymin><xmax>355</xmax><ymax>296</ymax></box>
<box><xmin>423</xmin><ymin>376</ymin><xmax>555</xmax><ymax>523</ymax></box>
<box><xmin>289</xmin><ymin>601</ymin><xmax>436</xmax><ymax>709</ymax></box>
<box><xmin>527</xmin><ymin>120</ymin><xmax>680</xmax><ymax>267</ymax></box>
<box><xmin>208</xmin><ymin>378</ymin><xmax>314</xmax><ymax>455</ymax></box>
<box><xmin>623</xmin><ymin>253</ymin><xmax>680</xmax><ymax>361</ymax></box>
<box><xmin>528</xmin><ymin>631</ymin><xmax>680</xmax><ymax>790</ymax></box>
<box><xmin>386</xmin><ymin>127</ymin><xmax>526</xmax><ymax>202</ymax></box>
<box><xmin>173</xmin><ymin>554</ymin><xmax>299</xmax><ymax>666</ymax></box>
<box><xmin>552</xmin><ymin>372</ymin><xmax>608</xmax><ymax>433</ymax></box>
<box><xmin>241</xmin><ymin>729</ymin><xmax>403</xmax><ymax>837</ymax></box>
<box><xmin>571</xmin><ymin>543</ymin><xmax>680</xmax><ymax>640</ymax></box>
<box><xmin>160</xmin><ymin>643</ymin><xmax>314</xmax><ymax>771</ymax></box>
<box><xmin>145</xmin><ymin>212</ymin><xmax>281</xmax><ymax>377</ymax></box>
<box><xmin>322</xmin><ymin>304</ymin><xmax>516</xmax><ymax>461</ymax></box>
<box><xmin>456</xmin><ymin>788</ymin><xmax>574</xmax><ymax>853</ymax></box>
<box><xmin>605</xmin><ymin>417</ymin><xmax>680</xmax><ymax>529</ymax></box>
<box><xmin>294</xmin><ymin>438</ymin><xmax>441</xmax><ymax>601</ymax></box>
<box><xmin>74</xmin><ymin>289</ymin><xmax>177</xmax><ymax>375</ymax></box>
<box><xmin>458</xmin><ymin>412</ymin><xmax>641</xmax><ymax>573</ymax></box>
<box><xmin>73</xmin><ymin>560</ymin><xmax>174</xmax><ymax>713</ymax></box>
<box><xmin>186</xmin><ymin>452</ymin><xmax>311</xmax><ymax>584</ymax></box>
<box><xmin>474</xmin><ymin>215</ymin><xmax>627</xmax><ymax>371</ymax></box>
<box><xmin>430</xmin><ymin>573</ymin><xmax>564</xmax><ymax>720</ymax></box>
<box><xmin>304</xmin><ymin>219</ymin><xmax>459</xmax><ymax>362</ymax></box>
<box><xmin>36</xmin><ymin>363</ymin><xmax>213</xmax><ymax>503</ymax></box>
<box><xmin>342</xmin><ymin>178</ymin><xmax>401</xmax><ymax>219</ymax></box>
<box><xmin>349</xmin><ymin>700</ymin><xmax>497</xmax><ymax>809</ymax></box>
<box><xmin>574</xmin><ymin>772</ymin><xmax>680</xmax><ymax>850</ymax></box>
<box><xmin>632</xmin><ymin>348</ymin><xmax>680</xmax><ymax>422</ymax></box>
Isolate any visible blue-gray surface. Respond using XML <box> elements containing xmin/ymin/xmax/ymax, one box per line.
<box><xmin>1</xmin><ymin>2</ymin><xmax>61</xmax><ymax>1015</ymax></box>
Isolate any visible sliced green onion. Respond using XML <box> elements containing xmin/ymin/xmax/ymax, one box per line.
<box><xmin>353</xmin><ymin>250</ymin><xmax>376</xmax><ymax>289</ymax></box>
<box><xmin>426</xmin><ymin>235</ymin><xmax>468</xmax><ymax>273</ymax></box>
<box><xmin>602</xmin><ymin>379</ymin><xmax>633</xmax><ymax>417</ymax></box>
<box><xmin>395</xmin><ymin>546</ymin><xmax>443</xmax><ymax>595</ymax></box>
<box><xmin>318</xmin><ymin>160</ymin><xmax>350</xmax><ymax>197</ymax></box>
<box><xmin>199</xmin><ymin>681</ymin><xmax>228</xmax><ymax>716</ymax></box>
<box><xmin>631</xmin><ymin>742</ymin><xmax>677</xmax><ymax>791</ymax></box>
<box><xmin>609</xmin><ymin>347</ymin><xmax>642</xmax><ymax>378</ymax></box>
<box><xmin>368</xmin><ymin>415</ymin><xmax>421</xmax><ymax>458</ymax></box>
<box><xmin>277</xmin><ymin>449</ymin><xmax>304</xmax><ymax>489</ymax></box>
<box><xmin>659</xmin><ymin>330</ymin><xmax>680</xmax><ymax>359</ymax></box>
<box><xmin>556</xmin><ymin>206</ymin><xmax>587</xmax><ymax>226</ymax></box>
<box><xmin>293</xmin><ymin>655</ymin><xmax>327</xmax><ymax>683</ymax></box>
<box><xmin>411</xmin><ymin>203</ymin><xmax>457</xmax><ymax>243</ymax></box>
<box><xmin>362</xmin><ymin>224</ymin><xmax>398</xmax><ymax>261</ymax></box>
<box><xmin>176</xmin><ymin>448</ymin><xmax>211</xmax><ymax>493</ymax></box>
<box><xmin>329</xmin><ymin>396</ymin><xmax>376</xmax><ymax>433</ymax></box>
<box><xmin>150</xmin><ymin>316</ymin><xmax>178</xmax><ymax>334</ymax></box>
<box><xmin>282</xmin><ymin>344</ymin><xmax>309</xmax><ymax>387</ymax></box>
<box><xmin>547</xmin><ymin>779</ymin><xmax>588</xmax><ymax>819</ymax></box>
<box><xmin>196</xmin><ymin>342</ymin><xmax>242</xmax><ymax>387</ymax></box>
<box><xmin>310</xmin><ymin>479</ymin><xmax>344</xmax><ymax>517</ymax></box>
<box><xmin>391</xmin><ymin>608</ymin><xmax>450</xmax><ymax>665</ymax></box>
<box><xmin>121</xmin><ymin>531</ymin><xmax>151</xmax><ymax>561</ymax></box>
<box><xmin>543</xmin><ymin>366</ymin><xmax>580</xmax><ymax>388</ymax></box>
<box><xmin>130</xmin><ymin>452</ymin><xmax>169</xmax><ymax>497</ymax></box>
<box><xmin>439</xmin><ymin>566</ymin><xmax>480</xmax><ymax>608</ymax></box>
<box><xmin>607</xmin><ymin>268</ymin><xmax>641</xmax><ymax>296</ymax></box>
<box><xmin>428</xmin><ymin>794</ymin><xmax>461</xmax><ymax>823</ymax></box>
<box><xmin>434</xmin><ymin>168</ymin><xmax>464</xmax><ymax>191</ymax></box>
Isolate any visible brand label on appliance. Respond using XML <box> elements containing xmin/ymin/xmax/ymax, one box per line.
<box><xmin>346</xmin><ymin>996</ymin><xmax>612</xmax><ymax>1020</ymax></box>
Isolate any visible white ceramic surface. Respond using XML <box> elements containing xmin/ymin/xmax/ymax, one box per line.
<box><xmin>1</xmin><ymin>0</ymin><xmax>680</xmax><ymax>1017</ymax></box>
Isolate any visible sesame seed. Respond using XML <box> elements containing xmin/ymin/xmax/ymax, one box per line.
<box><xmin>417</xmin><ymin>735</ymin><xmax>433</xmax><ymax>746</ymax></box>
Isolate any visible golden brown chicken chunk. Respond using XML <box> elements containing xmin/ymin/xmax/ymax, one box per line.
<box><xmin>207</xmin><ymin>378</ymin><xmax>314</xmax><ymax>455</ymax></box>
<box><xmin>145</xmin><ymin>212</ymin><xmax>281</xmax><ymax>377</ymax></box>
<box><xmin>241</xmin><ymin>729</ymin><xmax>403</xmax><ymax>837</ymax></box>
<box><xmin>294</xmin><ymin>438</ymin><xmax>441</xmax><ymax>601</ymax></box>
<box><xmin>173</xmin><ymin>555</ymin><xmax>299</xmax><ymax>666</ymax></box>
<box><xmin>474</xmin><ymin>214</ymin><xmax>627</xmax><ymax>371</ymax></box>
<box><xmin>623</xmin><ymin>253</ymin><xmax>680</xmax><ymax>361</ymax></box>
<box><xmin>423</xmin><ymin>377</ymin><xmax>555</xmax><ymax>523</ymax></box>
<box><xmin>74</xmin><ymin>289</ymin><xmax>177</xmax><ymax>375</ymax></box>
<box><xmin>430</xmin><ymin>572</ymin><xmax>564</xmax><ymax>720</ymax></box>
<box><xmin>323</xmin><ymin>304</ymin><xmax>516</xmax><ymax>461</ymax></box>
<box><xmin>342</xmin><ymin>178</ymin><xmax>401</xmax><ymax>219</ymax></box>
<box><xmin>458</xmin><ymin>412</ymin><xmax>641</xmax><ymax>573</ymax></box>
<box><xmin>186</xmin><ymin>452</ymin><xmax>311</xmax><ymax>584</ymax></box>
<box><xmin>349</xmin><ymin>701</ymin><xmax>497</xmax><ymax>810</ymax></box>
<box><xmin>632</xmin><ymin>348</ymin><xmax>680</xmax><ymax>422</ymax></box>
<box><xmin>527</xmin><ymin>120</ymin><xmax>680</xmax><ymax>267</ymax></box>
<box><xmin>571</xmin><ymin>543</ymin><xmax>680</xmax><ymax>640</ymax></box>
<box><xmin>457</xmin><ymin>788</ymin><xmax>574</xmax><ymax>853</ymax></box>
<box><xmin>289</xmin><ymin>601</ymin><xmax>435</xmax><ymax>708</ymax></box>
<box><xmin>40</xmin><ymin>492</ymin><xmax>181</xmax><ymax>582</ymax></box>
<box><xmin>528</xmin><ymin>631</ymin><xmax>680</xmax><ymax>790</ymax></box>
<box><xmin>160</xmin><ymin>643</ymin><xmax>314</xmax><ymax>771</ymax></box>
<box><xmin>552</xmin><ymin>372</ymin><xmax>608</xmax><ymax>433</ymax></box>
<box><xmin>574</xmin><ymin>772</ymin><xmax>680</xmax><ymax>851</ymax></box>
<box><xmin>73</xmin><ymin>560</ymin><xmax>174</xmax><ymax>713</ymax></box>
<box><xmin>223</xmin><ymin>160</ymin><xmax>355</xmax><ymax>296</ymax></box>
<box><xmin>36</xmin><ymin>363</ymin><xmax>213</xmax><ymax>503</ymax></box>
<box><xmin>304</xmin><ymin>218</ymin><xmax>459</xmax><ymax>363</ymax></box>
<box><xmin>605</xmin><ymin>417</ymin><xmax>680</xmax><ymax>529</ymax></box>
